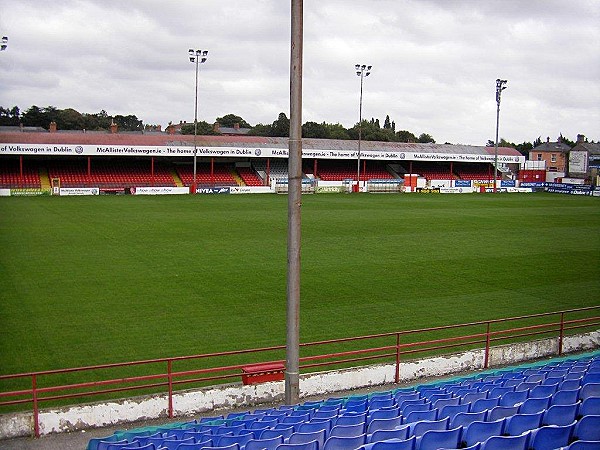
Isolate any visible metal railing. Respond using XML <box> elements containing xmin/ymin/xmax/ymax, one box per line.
<box><xmin>0</xmin><ymin>306</ymin><xmax>597</xmax><ymax>438</ymax></box>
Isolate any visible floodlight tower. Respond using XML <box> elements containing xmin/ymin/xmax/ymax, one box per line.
<box><xmin>189</xmin><ymin>49</ymin><xmax>209</xmax><ymax>193</ymax></box>
<box><xmin>494</xmin><ymin>78</ymin><xmax>508</xmax><ymax>193</ymax></box>
<box><xmin>355</xmin><ymin>64</ymin><xmax>371</xmax><ymax>192</ymax></box>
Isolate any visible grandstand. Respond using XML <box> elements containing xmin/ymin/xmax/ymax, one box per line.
<box><xmin>86</xmin><ymin>352</ymin><xmax>600</xmax><ymax>450</ymax></box>
<box><xmin>0</xmin><ymin>130</ymin><xmax>525</xmax><ymax>193</ymax></box>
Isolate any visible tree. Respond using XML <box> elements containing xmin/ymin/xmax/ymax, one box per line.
<box><xmin>383</xmin><ymin>115</ymin><xmax>391</xmax><ymax>129</ymax></box>
<box><xmin>0</xmin><ymin>106</ymin><xmax>20</xmax><ymax>125</ymax></box>
<box><xmin>302</xmin><ymin>121</ymin><xmax>328</xmax><ymax>138</ymax></box>
<box><xmin>396</xmin><ymin>130</ymin><xmax>417</xmax><ymax>143</ymax></box>
<box><xmin>247</xmin><ymin>123</ymin><xmax>272</xmax><ymax>136</ymax></box>
<box><xmin>57</xmin><ymin>108</ymin><xmax>84</xmax><ymax>130</ymax></box>
<box><xmin>270</xmin><ymin>112</ymin><xmax>290</xmax><ymax>137</ymax></box>
<box><xmin>215</xmin><ymin>114</ymin><xmax>251</xmax><ymax>128</ymax></box>
<box><xmin>113</xmin><ymin>114</ymin><xmax>143</xmax><ymax>132</ymax></box>
<box><xmin>180</xmin><ymin>121</ymin><xmax>215</xmax><ymax>135</ymax></box>
<box><xmin>323</xmin><ymin>123</ymin><xmax>350</xmax><ymax>140</ymax></box>
<box><xmin>21</xmin><ymin>105</ymin><xmax>48</xmax><ymax>127</ymax></box>
<box><xmin>417</xmin><ymin>133</ymin><xmax>435</xmax><ymax>144</ymax></box>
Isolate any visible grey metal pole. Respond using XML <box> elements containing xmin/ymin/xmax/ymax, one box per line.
<box><xmin>285</xmin><ymin>0</ymin><xmax>303</xmax><ymax>405</ymax></box>
<box><xmin>355</xmin><ymin>65</ymin><xmax>371</xmax><ymax>193</ymax></box>
<box><xmin>494</xmin><ymin>79</ymin><xmax>507</xmax><ymax>193</ymax></box>
<box><xmin>193</xmin><ymin>57</ymin><xmax>199</xmax><ymax>190</ymax></box>
<box><xmin>189</xmin><ymin>49</ymin><xmax>208</xmax><ymax>194</ymax></box>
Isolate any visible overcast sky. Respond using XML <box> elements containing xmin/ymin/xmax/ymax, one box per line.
<box><xmin>1</xmin><ymin>0</ymin><xmax>598</xmax><ymax>145</ymax></box>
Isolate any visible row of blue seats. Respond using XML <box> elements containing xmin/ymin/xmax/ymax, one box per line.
<box><xmin>88</xmin><ymin>353</ymin><xmax>600</xmax><ymax>450</ymax></box>
<box><xmin>92</xmin><ymin>414</ymin><xmax>600</xmax><ymax>450</ymax></box>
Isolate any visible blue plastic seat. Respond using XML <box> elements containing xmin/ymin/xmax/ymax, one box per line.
<box><xmin>334</xmin><ymin>412</ymin><xmax>367</xmax><ymax>427</ymax></box>
<box><xmin>450</xmin><ymin>411</ymin><xmax>486</xmax><ymax>429</ymax></box>
<box><xmin>461</xmin><ymin>392</ymin><xmax>488</xmax><ymax>405</ymax></box>
<box><xmin>120</xmin><ymin>445</ymin><xmax>154</xmax><ymax>450</ymax></box>
<box><xmin>313</xmin><ymin>410</ymin><xmax>338</xmax><ymax>420</ymax></box>
<box><xmin>486</xmin><ymin>405</ymin><xmax>519</xmax><ymax>422</ymax></box>
<box><xmin>176</xmin><ymin>443</ymin><xmax>206</xmax><ymax>450</ymax></box>
<box><xmin>488</xmin><ymin>387</ymin><xmax>514</xmax><ymax>398</ymax></box>
<box><xmin>529</xmin><ymin>423</ymin><xmax>575</xmax><ymax>450</ymax></box>
<box><xmin>98</xmin><ymin>439</ymin><xmax>129</xmax><ymax>450</ymax></box>
<box><xmin>542</xmin><ymin>403</ymin><xmax>579</xmax><ymax>426</ymax></box>
<box><xmin>215</xmin><ymin>433</ymin><xmax>254</xmax><ymax>448</ymax></box>
<box><xmin>503</xmin><ymin>412</ymin><xmax>543</xmax><ymax>436</ymax></box>
<box><xmin>261</xmin><ymin>427</ymin><xmax>295</xmax><ymax>441</ymax></box>
<box><xmin>132</xmin><ymin>432</ymin><xmax>164</xmax><ymax>446</ymax></box>
<box><xmin>470</xmin><ymin>397</ymin><xmax>500</xmax><ymax>413</ymax></box>
<box><xmin>366</xmin><ymin>407</ymin><xmax>400</xmax><ymax>423</ymax></box>
<box><xmin>479</xmin><ymin>432</ymin><xmax>529</xmax><ymax>450</ymax></box>
<box><xmin>161</xmin><ymin>437</ymin><xmax>196</xmax><ymax>450</ymax></box>
<box><xmin>498</xmin><ymin>390</ymin><xmax>528</xmax><ymax>407</ymax></box>
<box><xmin>567</xmin><ymin>441</ymin><xmax>600</xmax><ymax>450</ymax></box>
<box><xmin>329</xmin><ymin>423</ymin><xmax>365</xmax><ymax>438</ymax></box>
<box><xmin>432</xmin><ymin>397</ymin><xmax>460</xmax><ymax>411</ymax></box>
<box><xmin>200</xmin><ymin>445</ymin><xmax>240</xmax><ymax>450</ymax></box>
<box><xmin>362</xmin><ymin>436</ymin><xmax>415</xmax><ymax>450</ymax></box>
<box><xmin>367</xmin><ymin>425</ymin><xmax>410</xmax><ymax>443</ymax></box>
<box><xmin>462</xmin><ymin>419</ymin><xmax>505</xmax><ymax>447</ymax></box>
<box><xmin>582</xmin><ymin>374</ymin><xmax>600</xmax><ymax>385</ymax></box>
<box><xmin>408</xmin><ymin>417</ymin><xmax>449</xmax><ymax>438</ymax></box>
<box><xmin>518</xmin><ymin>396</ymin><xmax>551</xmax><ymax>414</ymax></box>
<box><xmin>401</xmin><ymin>402</ymin><xmax>431</xmax><ymax>417</ymax></box>
<box><xmin>561</xmin><ymin>379</ymin><xmax>583</xmax><ymax>390</ymax></box>
<box><xmin>298</xmin><ymin>420</ymin><xmax>332</xmax><ymax>434</ymax></box>
<box><xmin>580</xmin><ymin>384</ymin><xmax>600</xmax><ymax>401</ymax></box>
<box><xmin>289</xmin><ymin>429</ymin><xmax>327</xmax><ymax>448</ymax></box>
<box><xmin>578</xmin><ymin>396</ymin><xmax>600</xmax><ymax>417</ymax></box>
<box><xmin>368</xmin><ymin>397</ymin><xmax>395</xmax><ymax>410</ymax></box>
<box><xmin>573</xmin><ymin>415</ymin><xmax>600</xmax><ymax>441</ymax></box>
<box><xmin>551</xmin><ymin>389</ymin><xmax>581</xmax><ymax>406</ymax></box>
<box><xmin>416</xmin><ymin>426</ymin><xmax>461</xmax><ymax>450</ymax></box>
<box><xmin>322</xmin><ymin>434</ymin><xmax>367</xmax><ymax>450</ymax></box>
<box><xmin>276</xmin><ymin>441</ymin><xmax>319</xmax><ymax>450</ymax></box>
<box><xmin>530</xmin><ymin>384</ymin><xmax>559</xmax><ymax>398</ymax></box>
<box><xmin>366</xmin><ymin>416</ymin><xmax>402</xmax><ymax>434</ymax></box>
<box><xmin>245</xmin><ymin>436</ymin><xmax>284</xmax><ymax>450</ymax></box>
<box><xmin>403</xmin><ymin>409</ymin><xmax>437</xmax><ymax>424</ymax></box>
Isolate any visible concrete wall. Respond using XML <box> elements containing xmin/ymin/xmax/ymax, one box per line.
<box><xmin>1</xmin><ymin>331</ymin><xmax>598</xmax><ymax>438</ymax></box>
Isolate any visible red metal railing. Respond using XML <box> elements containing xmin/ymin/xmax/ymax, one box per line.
<box><xmin>0</xmin><ymin>306</ymin><xmax>598</xmax><ymax>438</ymax></box>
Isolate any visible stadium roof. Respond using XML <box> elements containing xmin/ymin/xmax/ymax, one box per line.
<box><xmin>0</xmin><ymin>130</ymin><xmax>522</xmax><ymax>160</ymax></box>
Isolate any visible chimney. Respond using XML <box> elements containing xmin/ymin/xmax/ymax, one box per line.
<box><xmin>213</xmin><ymin>122</ymin><xmax>221</xmax><ymax>133</ymax></box>
<box><xmin>577</xmin><ymin>134</ymin><xmax>585</xmax><ymax>143</ymax></box>
<box><xmin>49</xmin><ymin>121</ymin><xmax>57</xmax><ymax>133</ymax></box>
<box><xmin>110</xmin><ymin>120</ymin><xmax>118</xmax><ymax>134</ymax></box>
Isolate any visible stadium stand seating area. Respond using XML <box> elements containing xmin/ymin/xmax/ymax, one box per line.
<box><xmin>47</xmin><ymin>160</ymin><xmax>176</xmax><ymax>188</ymax></box>
<box><xmin>87</xmin><ymin>352</ymin><xmax>600</xmax><ymax>450</ymax></box>
<box><xmin>176</xmin><ymin>163</ymin><xmax>239</xmax><ymax>187</ymax></box>
<box><xmin>454</xmin><ymin>164</ymin><xmax>499</xmax><ymax>181</ymax></box>
<box><xmin>0</xmin><ymin>158</ymin><xmax>41</xmax><ymax>188</ymax></box>
<box><xmin>237</xmin><ymin>166</ymin><xmax>264</xmax><ymax>187</ymax></box>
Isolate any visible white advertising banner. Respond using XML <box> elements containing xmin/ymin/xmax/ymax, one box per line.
<box><xmin>0</xmin><ymin>188</ymin><xmax>10</xmax><ymax>196</ymax></box>
<box><xmin>59</xmin><ymin>187</ymin><xmax>100</xmax><ymax>196</ymax></box>
<box><xmin>229</xmin><ymin>186</ymin><xmax>273</xmax><ymax>194</ymax></box>
<box><xmin>132</xmin><ymin>186</ymin><xmax>189</xmax><ymax>195</ymax></box>
<box><xmin>439</xmin><ymin>187</ymin><xmax>474</xmax><ymax>194</ymax></box>
<box><xmin>0</xmin><ymin>143</ymin><xmax>525</xmax><ymax>164</ymax></box>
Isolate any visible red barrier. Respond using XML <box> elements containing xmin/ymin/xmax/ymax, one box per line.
<box><xmin>0</xmin><ymin>306</ymin><xmax>597</xmax><ymax>438</ymax></box>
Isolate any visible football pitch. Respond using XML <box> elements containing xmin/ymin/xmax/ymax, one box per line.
<box><xmin>0</xmin><ymin>193</ymin><xmax>599</xmax><ymax>376</ymax></box>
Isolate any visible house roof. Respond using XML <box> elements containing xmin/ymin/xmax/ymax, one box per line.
<box><xmin>572</xmin><ymin>141</ymin><xmax>600</xmax><ymax>155</ymax></box>
<box><xmin>532</xmin><ymin>139</ymin><xmax>571</xmax><ymax>153</ymax></box>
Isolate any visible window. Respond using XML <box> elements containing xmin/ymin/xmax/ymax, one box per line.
<box><xmin>551</xmin><ymin>154</ymin><xmax>557</xmax><ymax>163</ymax></box>
<box><xmin>537</xmin><ymin>153</ymin><xmax>543</xmax><ymax>161</ymax></box>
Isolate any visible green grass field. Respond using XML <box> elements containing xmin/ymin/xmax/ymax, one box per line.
<box><xmin>0</xmin><ymin>193</ymin><xmax>599</xmax><ymax>377</ymax></box>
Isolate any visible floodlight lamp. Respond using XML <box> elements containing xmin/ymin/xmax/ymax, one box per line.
<box><xmin>189</xmin><ymin>56</ymin><xmax>195</xmax><ymax>62</ymax></box>
<box><xmin>356</xmin><ymin>71</ymin><xmax>361</xmax><ymax>76</ymax></box>
<box><xmin>201</xmin><ymin>57</ymin><xmax>207</xmax><ymax>63</ymax></box>
<box><xmin>189</xmin><ymin>48</ymin><xmax>194</xmax><ymax>54</ymax></box>
<box><xmin>367</xmin><ymin>65</ymin><xmax>372</xmax><ymax>70</ymax></box>
<box><xmin>202</xmin><ymin>50</ymin><xmax>208</xmax><ymax>56</ymax></box>
<box><xmin>355</xmin><ymin>64</ymin><xmax>360</xmax><ymax>70</ymax></box>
